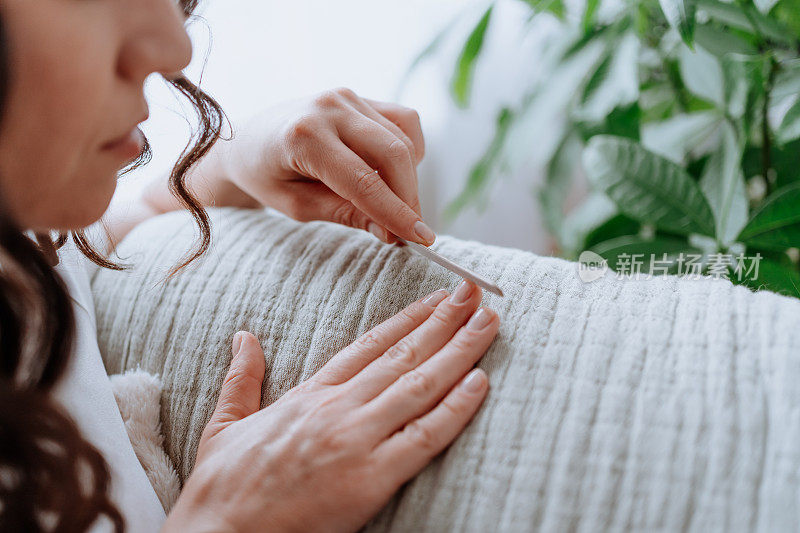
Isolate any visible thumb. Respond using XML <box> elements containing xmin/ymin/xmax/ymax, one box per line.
<box><xmin>201</xmin><ymin>331</ymin><xmax>266</xmax><ymax>443</ymax></box>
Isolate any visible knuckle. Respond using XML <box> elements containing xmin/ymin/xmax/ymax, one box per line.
<box><xmin>331</xmin><ymin>201</ymin><xmax>359</xmax><ymax>228</ymax></box>
<box><xmin>315</xmin><ymin>90</ymin><xmax>344</xmax><ymax>109</ymax></box>
<box><xmin>285</xmin><ymin>118</ymin><xmax>317</xmax><ymax>144</ymax></box>
<box><xmin>447</xmin><ymin>332</ymin><xmax>477</xmax><ymax>353</ymax></box>
<box><xmin>416</xmin><ymin>138</ymin><xmax>426</xmax><ymax>161</ymax></box>
<box><xmin>291</xmin><ymin>379</ymin><xmax>319</xmax><ymax>396</ymax></box>
<box><xmin>406</xmin><ymin>194</ymin><xmax>422</xmax><ymax>215</ymax></box>
<box><xmin>221</xmin><ymin>368</ymin><xmax>262</xmax><ymax>396</ymax></box>
<box><xmin>405</xmin><ymin>419</ymin><xmax>439</xmax><ymax>451</ymax></box>
<box><xmin>352</xmin><ymin>168</ymin><xmax>384</xmax><ymax>200</ymax></box>
<box><xmin>403</xmin><ymin>109</ymin><xmax>425</xmax><ymax>158</ymax></box>
<box><xmin>317</xmin><ymin>427</ymin><xmax>349</xmax><ymax>455</ymax></box>
<box><xmin>386</xmin><ymin>138</ymin><xmax>412</xmax><ymax>163</ymax></box>
<box><xmin>401</xmin><ymin>369</ymin><xmax>436</xmax><ymax>398</ymax></box>
<box><xmin>303</xmin><ymin>390</ymin><xmax>341</xmax><ymax>417</ymax></box>
<box><xmin>354</xmin><ymin>328</ymin><xmax>383</xmax><ymax>353</ymax></box>
<box><xmin>402</xmin><ymin>107</ymin><xmax>421</xmax><ymax>124</ymax></box>
<box><xmin>428</xmin><ymin>307</ymin><xmax>459</xmax><ymax>328</ymax></box>
<box><xmin>441</xmin><ymin>395</ymin><xmax>468</xmax><ymax>419</ymax></box>
<box><xmin>334</xmin><ymin>86</ymin><xmax>358</xmax><ymax>100</ymax></box>
<box><xmin>400</xmin><ymin>301</ymin><xmax>425</xmax><ymax>322</ymax></box>
<box><xmin>401</xmin><ymin>135</ymin><xmax>417</xmax><ymax>162</ymax></box>
<box><xmin>383</xmin><ymin>339</ymin><xmax>417</xmax><ymax>367</ymax></box>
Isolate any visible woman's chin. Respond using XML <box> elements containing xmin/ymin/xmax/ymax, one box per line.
<box><xmin>72</xmin><ymin>187</ymin><xmax>117</xmax><ymax>229</ymax></box>
<box><xmin>27</xmin><ymin>176</ymin><xmax>117</xmax><ymax>233</ymax></box>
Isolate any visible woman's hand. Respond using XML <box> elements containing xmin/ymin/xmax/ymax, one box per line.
<box><xmin>146</xmin><ymin>88</ymin><xmax>433</xmax><ymax>246</ymax></box>
<box><xmin>164</xmin><ymin>281</ymin><xmax>498</xmax><ymax>532</ymax></box>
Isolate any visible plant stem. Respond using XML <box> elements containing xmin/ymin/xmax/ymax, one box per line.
<box><xmin>742</xmin><ymin>6</ymin><xmax>767</xmax><ymax>52</ymax></box>
<box><xmin>664</xmin><ymin>60</ymin><xmax>689</xmax><ymax>112</ymax></box>
<box><xmin>761</xmin><ymin>55</ymin><xmax>776</xmax><ymax>196</ymax></box>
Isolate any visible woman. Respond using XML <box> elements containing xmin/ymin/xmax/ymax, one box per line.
<box><xmin>0</xmin><ymin>0</ymin><xmax>500</xmax><ymax>531</ymax></box>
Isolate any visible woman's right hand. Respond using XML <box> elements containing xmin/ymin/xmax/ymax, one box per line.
<box><xmin>163</xmin><ymin>281</ymin><xmax>499</xmax><ymax>532</ymax></box>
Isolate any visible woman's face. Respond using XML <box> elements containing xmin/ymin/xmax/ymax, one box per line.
<box><xmin>0</xmin><ymin>0</ymin><xmax>192</xmax><ymax>232</ymax></box>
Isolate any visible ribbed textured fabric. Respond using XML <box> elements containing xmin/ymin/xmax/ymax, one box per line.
<box><xmin>92</xmin><ymin>207</ymin><xmax>800</xmax><ymax>532</ymax></box>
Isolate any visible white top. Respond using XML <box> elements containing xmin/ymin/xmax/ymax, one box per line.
<box><xmin>51</xmin><ymin>242</ymin><xmax>166</xmax><ymax>532</ymax></box>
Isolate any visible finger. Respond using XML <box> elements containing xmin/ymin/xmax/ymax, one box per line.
<box><xmin>360</xmin><ymin>307</ymin><xmax>498</xmax><ymax>439</ymax></box>
<box><xmin>341</xmin><ymin>99</ymin><xmax>422</xmax><ymax>216</ymax></box>
<box><xmin>276</xmin><ymin>180</ymin><xmax>398</xmax><ymax>244</ymax></box>
<box><xmin>310</xmin><ymin>289</ymin><xmax>449</xmax><ymax>387</ymax></box>
<box><xmin>336</xmin><ymin>113</ymin><xmax>421</xmax><ymax>216</ymax></box>
<box><xmin>279</xmin><ymin>180</ymin><xmax>372</xmax><ymax>232</ymax></box>
<box><xmin>201</xmin><ymin>331</ymin><xmax>266</xmax><ymax>443</ymax></box>
<box><xmin>371</xmin><ymin>368</ymin><xmax>488</xmax><ymax>486</ymax></box>
<box><xmin>300</xmin><ymin>135</ymin><xmax>435</xmax><ymax>245</ymax></box>
<box><xmin>363</xmin><ymin>98</ymin><xmax>425</xmax><ymax>164</ymax></box>
<box><xmin>345</xmin><ymin>281</ymin><xmax>482</xmax><ymax>402</ymax></box>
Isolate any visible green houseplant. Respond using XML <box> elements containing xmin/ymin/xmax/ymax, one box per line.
<box><xmin>415</xmin><ymin>0</ymin><xmax>800</xmax><ymax>297</ymax></box>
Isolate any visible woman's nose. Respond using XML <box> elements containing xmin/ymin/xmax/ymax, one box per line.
<box><xmin>117</xmin><ymin>0</ymin><xmax>193</xmax><ymax>83</ymax></box>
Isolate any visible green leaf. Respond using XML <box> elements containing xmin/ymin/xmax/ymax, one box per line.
<box><xmin>742</xmin><ymin>139</ymin><xmax>800</xmax><ymax>188</ymax></box>
<box><xmin>591</xmin><ymin>235</ymin><xmax>700</xmax><ymax>273</ymax></box>
<box><xmin>721</xmin><ymin>54</ymin><xmax>765</xmax><ymax>121</ymax></box>
<box><xmin>693</xmin><ymin>25</ymin><xmax>758</xmax><ymax>57</ymax></box>
<box><xmin>575</xmin><ymin>32</ymin><xmax>640</xmax><ymax>122</ymax></box>
<box><xmin>777</xmin><ymin>97</ymin><xmax>800</xmax><ymax>144</ymax></box>
<box><xmin>699</xmin><ymin>121</ymin><xmax>748</xmax><ymax>245</ymax></box>
<box><xmin>639</xmin><ymin>82</ymin><xmax>679</xmax><ymax>122</ymax></box>
<box><xmin>578</xmin><ymin>103</ymin><xmax>642</xmax><ymax>141</ymax></box>
<box><xmin>503</xmin><ymin>38</ymin><xmax>607</xmax><ymax>170</ymax></box>
<box><xmin>659</xmin><ymin>0</ymin><xmax>698</xmax><ymax>47</ymax></box>
<box><xmin>451</xmin><ymin>6</ymin><xmax>493</xmax><ymax>108</ymax></box>
<box><xmin>444</xmin><ymin>108</ymin><xmax>513</xmax><ymax>219</ymax></box>
<box><xmin>773</xmin><ymin>0</ymin><xmax>800</xmax><ymax>38</ymax></box>
<box><xmin>739</xmin><ymin>258</ymin><xmax>800</xmax><ymax>298</ymax></box>
<box><xmin>641</xmin><ymin>111</ymin><xmax>721</xmax><ymax>163</ymax></box>
<box><xmin>772</xmin><ymin>59</ymin><xmax>800</xmax><ymax>101</ymax></box>
<box><xmin>754</xmin><ymin>0</ymin><xmax>780</xmax><ymax>15</ymax></box>
<box><xmin>583</xmin><ymin>135</ymin><xmax>717</xmax><ymax>236</ymax></box>
<box><xmin>583</xmin><ymin>213</ymin><xmax>641</xmax><ymax>250</ymax></box>
<box><xmin>604</xmin><ymin>103</ymin><xmax>642</xmax><ymax>140</ymax></box>
<box><xmin>582</xmin><ymin>0</ymin><xmax>600</xmax><ymax>31</ymax></box>
<box><xmin>678</xmin><ymin>44</ymin><xmax>724</xmax><ymax>107</ymax></box>
<box><xmin>540</xmin><ymin>132</ymin><xmax>583</xmax><ymax>237</ymax></box>
<box><xmin>738</xmin><ymin>183</ymin><xmax>800</xmax><ymax>249</ymax></box>
<box><xmin>520</xmin><ymin>0</ymin><xmax>565</xmax><ymax>19</ymax></box>
<box><xmin>697</xmin><ymin>0</ymin><xmax>795</xmax><ymax>45</ymax></box>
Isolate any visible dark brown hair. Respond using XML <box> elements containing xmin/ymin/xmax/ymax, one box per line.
<box><xmin>0</xmin><ymin>1</ymin><xmax>225</xmax><ymax>530</ymax></box>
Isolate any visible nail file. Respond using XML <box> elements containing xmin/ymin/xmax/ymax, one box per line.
<box><xmin>397</xmin><ymin>238</ymin><xmax>505</xmax><ymax>297</ymax></box>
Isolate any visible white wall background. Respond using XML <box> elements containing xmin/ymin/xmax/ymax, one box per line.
<box><xmin>123</xmin><ymin>0</ymin><xmax>557</xmax><ymax>253</ymax></box>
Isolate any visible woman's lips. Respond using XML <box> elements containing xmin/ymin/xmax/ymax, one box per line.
<box><xmin>101</xmin><ymin>127</ymin><xmax>145</xmax><ymax>160</ymax></box>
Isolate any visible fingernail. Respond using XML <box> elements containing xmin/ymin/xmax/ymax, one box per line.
<box><xmin>460</xmin><ymin>369</ymin><xmax>485</xmax><ymax>393</ymax></box>
<box><xmin>422</xmin><ymin>289</ymin><xmax>448</xmax><ymax>307</ymax></box>
<box><xmin>450</xmin><ymin>280</ymin><xmax>474</xmax><ymax>304</ymax></box>
<box><xmin>232</xmin><ymin>332</ymin><xmax>244</xmax><ymax>355</ymax></box>
<box><xmin>414</xmin><ymin>220</ymin><xmax>436</xmax><ymax>245</ymax></box>
<box><xmin>367</xmin><ymin>222</ymin><xmax>385</xmax><ymax>242</ymax></box>
<box><xmin>466</xmin><ymin>308</ymin><xmax>493</xmax><ymax>331</ymax></box>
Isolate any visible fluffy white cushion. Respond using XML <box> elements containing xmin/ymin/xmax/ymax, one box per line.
<box><xmin>109</xmin><ymin>370</ymin><xmax>180</xmax><ymax>512</ymax></box>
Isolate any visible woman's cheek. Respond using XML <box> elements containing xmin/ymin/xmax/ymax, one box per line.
<box><xmin>7</xmin><ymin>134</ymin><xmax>117</xmax><ymax>231</ymax></box>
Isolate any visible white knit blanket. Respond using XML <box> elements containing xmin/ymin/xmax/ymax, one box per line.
<box><xmin>91</xmin><ymin>207</ymin><xmax>800</xmax><ymax>532</ymax></box>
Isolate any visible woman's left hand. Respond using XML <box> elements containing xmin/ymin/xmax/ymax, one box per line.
<box><xmin>164</xmin><ymin>87</ymin><xmax>434</xmax><ymax>246</ymax></box>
